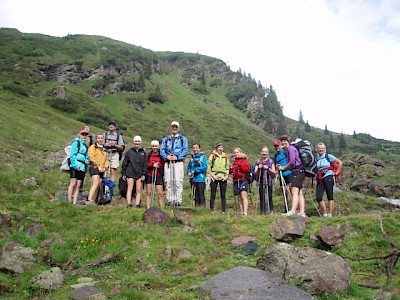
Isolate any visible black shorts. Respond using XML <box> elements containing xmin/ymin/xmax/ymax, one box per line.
<box><xmin>145</xmin><ymin>175</ymin><xmax>163</xmax><ymax>185</ymax></box>
<box><xmin>280</xmin><ymin>173</ymin><xmax>292</xmax><ymax>186</ymax></box>
<box><xmin>70</xmin><ymin>168</ymin><xmax>86</xmax><ymax>181</ymax></box>
<box><xmin>316</xmin><ymin>175</ymin><xmax>334</xmax><ymax>201</ymax></box>
<box><xmin>291</xmin><ymin>169</ymin><xmax>305</xmax><ymax>188</ymax></box>
<box><xmin>89</xmin><ymin>166</ymin><xmax>104</xmax><ymax>178</ymax></box>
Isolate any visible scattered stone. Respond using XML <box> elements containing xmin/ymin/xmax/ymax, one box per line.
<box><xmin>314</xmin><ymin>226</ymin><xmax>345</xmax><ymax>247</ymax></box>
<box><xmin>71</xmin><ymin>285</ymin><xmax>105</xmax><ymax>300</ymax></box>
<box><xmin>21</xmin><ymin>177</ymin><xmax>37</xmax><ymax>187</ymax></box>
<box><xmin>54</xmin><ymin>191</ymin><xmax>68</xmax><ymax>201</ymax></box>
<box><xmin>199</xmin><ymin>266</ymin><xmax>313</xmax><ymax>300</ymax></box>
<box><xmin>230</xmin><ymin>235</ymin><xmax>257</xmax><ymax>247</ymax></box>
<box><xmin>32</xmin><ymin>189</ymin><xmax>48</xmax><ymax>197</ymax></box>
<box><xmin>241</xmin><ymin>241</ymin><xmax>260</xmax><ymax>255</ymax></box>
<box><xmin>171</xmin><ymin>270</ymin><xmax>181</xmax><ymax>276</ymax></box>
<box><xmin>0</xmin><ymin>213</ymin><xmax>11</xmax><ymax>227</ymax></box>
<box><xmin>269</xmin><ymin>218</ymin><xmax>307</xmax><ymax>242</ymax></box>
<box><xmin>256</xmin><ymin>243</ymin><xmax>351</xmax><ymax>295</ymax></box>
<box><xmin>375</xmin><ymin>287</ymin><xmax>400</xmax><ymax>300</ymax></box>
<box><xmin>142</xmin><ymin>207</ymin><xmax>171</xmax><ymax>224</ymax></box>
<box><xmin>30</xmin><ymin>267</ymin><xmax>63</xmax><ymax>291</ymax></box>
<box><xmin>177</xmin><ymin>249</ymin><xmax>192</xmax><ymax>259</ymax></box>
<box><xmin>27</xmin><ymin>224</ymin><xmax>45</xmax><ymax>237</ymax></box>
<box><xmin>165</xmin><ymin>245</ymin><xmax>173</xmax><ymax>261</ymax></box>
<box><xmin>174</xmin><ymin>211</ymin><xmax>192</xmax><ymax>226</ymax></box>
<box><xmin>0</xmin><ymin>242</ymin><xmax>36</xmax><ymax>274</ymax></box>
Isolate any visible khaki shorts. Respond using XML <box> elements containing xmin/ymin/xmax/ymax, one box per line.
<box><xmin>109</xmin><ymin>152</ymin><xmax>120</xmax><ymax>169</ymax></box>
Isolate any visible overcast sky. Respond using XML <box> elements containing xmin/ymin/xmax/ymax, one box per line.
<box><xmin>1</xmin><ymin>0</ymin><xmax>400</xmax><ymax>142</ymax></box>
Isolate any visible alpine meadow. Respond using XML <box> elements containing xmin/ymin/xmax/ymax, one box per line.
<box><xmin>0</xmin><ymin>28</ymin><xmax>399</xmax><ymax>299</ymax></box>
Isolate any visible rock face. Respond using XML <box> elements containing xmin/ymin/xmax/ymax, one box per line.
<box><xmin>256</xmin><ymin>243</ymin><xmax>351</xmax><ymax>295</ymax></box>
<box><xmin>269</xmin><ymin>218</ymin><xmax>308</xmax><ymax>242</ymax></box>
<box><xmin>199</xmin><ymin>266</ymin><xmax>313</xmax><ymax>300</ymax></box>
<box><xmin>142</xmin><ymin>207</ymin><xmax>170</xmax><ymax>224</ymax></box>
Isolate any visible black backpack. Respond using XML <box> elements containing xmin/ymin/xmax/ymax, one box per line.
<box><xmin>292</xmin><ymin>140</ymin><xmax>317</xmax><ymax>177</ymax></box>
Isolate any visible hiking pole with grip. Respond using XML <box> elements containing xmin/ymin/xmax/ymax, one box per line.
<box><xmin>280</xmin><ymin>170</ymin><xmax>289</xmax><ymax>213</ymax></box>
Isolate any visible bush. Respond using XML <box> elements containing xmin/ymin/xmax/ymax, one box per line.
<box><xmin>46</xmin><ymin>98</ymin><xmax>79</xmax><ymax>113</ymax></box>
<box><xmin>2</xmin><ymin>82</ymin><xmax>30</xmax><ymax>97</ymax></box>
<box><xmin>77</xmin><ymin>110</ymin><xmax>110</xmax><ymax>129</ymax></box>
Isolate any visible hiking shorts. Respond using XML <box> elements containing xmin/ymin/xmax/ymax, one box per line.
<box><xmin>145</xmin><ymin>175</ymin><xmax>163</xmax><ymax>185</ymax></box>
<box><xmin>291</xmin><ymin>169</ymin><xmax>305</xmax><ymax>188</ymax></box>
<box><xmin>279</xmin><ymin>173</ymin><xmax>292</xmax><ymax>186</ymax></box>
<box><xmin>316</xmin><ymin>175</ymin><xmax>334</xmax><ymax>201</ymax></box>
<box><xmin>89</xmin><ymin>165</ymin><xmax>104</xmax><ymax>178</ymax></box>
<box><xmin>109</xmin><ymin>152</ymin><xmax>119</xmax><ymax>169</ymax></box>
<box><xmin>233</xmin><ymin>181</ymin><xmax>249</xmax><ymax>195</ymax></box>
<box><xmin>70</xmin><ymin>168</ymin><xmax>86</xmax><ymax>181</ymax></box>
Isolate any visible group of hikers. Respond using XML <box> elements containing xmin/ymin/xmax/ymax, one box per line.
<box><xmin>66</xmin><ymin>120</ymin><xmax>343</xmax><ymax>218</ymax></box>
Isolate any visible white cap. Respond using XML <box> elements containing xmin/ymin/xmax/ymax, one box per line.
<box><xmin>151</xmin><ymin>140</ymin><xmax>159</xmax><ymax>146</ymax></box>
<box><xmin>171</xmin><ymin>121</ymin><xmax>180</xmax><ymax>127</ymax></box>
<box><xmin>133</xmin><ymin>136</ymin><xmax>142</xmax><ymax>142</ymax></box>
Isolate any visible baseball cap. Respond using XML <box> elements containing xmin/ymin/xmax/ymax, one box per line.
<box><xmin>108</xmin><ymin>120</ymin><xmax>116</xmax><ymax>126</ymax></box>
<box><xmin>171</xmin><ymin>121</ymin><xmax>180</xmax><ymax>127</ymax></box>
<box><xmin>215</xmin><ymin>142</ymin><xmax>224</xmax><ymax>148</ymax></box>
<box><xmin>273</xmin><ymin>140</ymin><xmax>281</xmax><ymax>146</ymax></box>
<box><xmin>79</xmin><ymin>130</ymin><xmax>88</xmax><ymax>135</ymax></box>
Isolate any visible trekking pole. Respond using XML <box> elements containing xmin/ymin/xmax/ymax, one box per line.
<box><xmin>265</xmin><ymin>169</ymin><xmax>270</xmax><ymax>214</ymax></box>
<box><xmin>169</xmin><ymin>161</ymin><xmax>173</xmax><ymax>208</ymax></box>
<box><xmin>305</xmin><ymin>177</ymin><xmax>322</xmax><ymax>217</ymax></box>
<box><xmin>255</xmin><ymin>171</ymin><xmax>261</xmax><ymax>215</ymax></box>
<box><xmin>190</xmin><ymin>179</ymin><xmax>196</xmax><ymax>207</ymax></box>
<box><xmin>280</xmin><ymin>171</ymin><xmax>289</xmax><ymax>213</ymax></box>
<box><xmin>150</xmin><ymin>166</ymin><xmax>157</xmax><ymax>208</ymax></box>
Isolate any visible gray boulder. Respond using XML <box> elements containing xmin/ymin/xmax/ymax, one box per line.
<box><xmin>142</xmin><ymin>207</ymin><xmax>170</xmax><ymax>224</ymax></box>
<box><xmin>199</xmin><ymin>266</ymin><xmax>313</xmax><ymax>299</ymax></box>
<box><xmin>256</xmin><ymin>243</ymin><xmax>351</xmax><ymax>295</ymax></box>
<box><xmin>0</xmin><ymin>242</ymin><xmax>36</xmax><ymax>274</ymax></box>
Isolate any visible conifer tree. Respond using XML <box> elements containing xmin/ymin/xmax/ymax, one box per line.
<box><xmin>339</xmin><ymin>132</ymin><xmax>347</xmax><ymax>149</ymax></box>
<box><xmin>329</xmin><ymin>133</ymin><xmax>335</xmax><ymax>149</ymax></box>
<box><xmin>298</xmin><ymin>110</ymin><xmax>304</xmax><ymax>124</ymax></box>
<box><xmin>304</xmin><ymin>120</ymin><xmax>311</xmax><ymax>132</ymax></box>
<box><xmin>324</xmin><ymin>125</ymin><xmax>329</xmax><ymax>135</ymax></box>
<box><xmin>353</xmin><ymin>130</ymin><xmax>357</xmax><ymax>139</ymax></box>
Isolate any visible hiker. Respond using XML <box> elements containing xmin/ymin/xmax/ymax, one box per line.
<box><xmin>160</xmin><ymin>121</ymin><xmax>189</xmax><ymax>207</ymax></box>
<box><xmin>315</xmin><ymin>143</ymin><xmax>343</xmax><ymax>217</ymax></box>
<box><xmin>67</xmin><ymin>130</ymin><xmax>90</xmax><ymax>204</ymax></box>
<box><xmin>86</xmin><ymin>133</ymin><xmax>108</xmax><ymax>205</ymax></box>
<box><xmin>208</xmin><ymin>142</ymin><xmax>230</xmax><ymax>212</ymax></box>
<box><xmin>254</xmin><ymin>146</ymin><xmax>276</xmax><ymax>214</ymax></box>
<box><xmin>122</xmin><ymin>136</ymin><xmax>148</xmax><ymax>208</ymax></box>
<box><xmin>231</xmin><ymin>147</ymin><xmax>251</xmax><ymax>216</ymax></box>
<box><xmin>104</xmin><ymin>121</ymin><xmax>125</xmax><ymax>183</ymax></box>
<box><xmin>273</xmin><ymin>140</ymin><xmax>292</xmax><ymax>212</ymax></box>
<box><xmin>79</xmin><ymin>123</ymin><xmax>94</xmax><ymax>192</ymax></box>
<box><xmin>187</xmin><ymin>143</ymin><xmax>208</xmax><ymax>207</ymax></box>
<box><xmin>278</xmin><ymin>135</ymin><xmax>306</xmax><ymax>217</ymax></box>
<box><xmin>145</xmin><ymin>140</ymin><xmax>165</xmax><ymax>209</ymax></box>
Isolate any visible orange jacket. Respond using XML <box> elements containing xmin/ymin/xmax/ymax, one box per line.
<box><xmin>88</xmin><ymin>144</ymin><xmax>108</xmax><ymax>170</ymax></box>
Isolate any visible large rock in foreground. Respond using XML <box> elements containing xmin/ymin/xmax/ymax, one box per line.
<box><xmin>199</xmin><ymin>266</ymin><xmax>313</xmax><ymax>300</ymax></box>
<box><xmin>256</xmin><ymin>243</ymin><xmax>351</xmax><ymax>295</ymax></box>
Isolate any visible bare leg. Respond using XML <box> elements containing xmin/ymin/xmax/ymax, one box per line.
<box><xmin>88</xmin><ymin>175</ymin><xmax>100</xmax><ymax>201</ymax></box>
<box><xmin>67</xmin><ymin>178</ymin><xmax>77</xmax><ymax>203</ymax></box>
<box><xmin>241</xmin><ymin>190</ymin><xmax>249</xmax><ymax>215</ymax></box>
<box><xmin>290</xmin><ymin>186</ymin><xmax>300</xmax><ymax>213</ymax></box>
<box><xmin>146</xmin><ymin>183</ymin><xmax>152</xmax><ymax>209</ymax></box>
<box><xmin>72</xmin><ymin>180</ymin><xmax>81</xmax><ymax>204</ymax></box>
<box><xmin>329</xmin><ymin>200</ymin><xmax>335</xmax><ymax>215</ymax></box>
<box><xmin>156</xmin><ymin>185</ymin><xmax>165</xmax><ymax>208</ymax></box>
<box><xmin>126</xmin><ymin>178</ymin><xmax>134</xmax><ymax>206</ymax></box>
<box><xmin>298</xmin><ymin>189</ymin><xmax>305</xmax><ymax>216</ymax></box>
<box><xmin>318</xmin><ymin>201</ymin><xmax>327</xmax><ymax>215</ymax></box>
<box><xmin>135</xmin><ymin>179</ymin><xmax>142</xmax><ymax>206</ymax></box>
<box><xmin>110</xmin><ymin>168</ymin><xmax>117</xmax><ymax>183</ymax></box>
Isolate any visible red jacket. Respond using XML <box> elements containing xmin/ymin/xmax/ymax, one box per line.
<box><xmin>147</xmin><ymin>151</ymin><xmax>164</xmax><ymax>177</ymax></box>
<box><xmin>232</xmin><ymin>156</ymin><xmax>251</xmax><ymax>182</ymax></box>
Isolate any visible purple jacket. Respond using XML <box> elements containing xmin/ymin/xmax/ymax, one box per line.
<box><xmin>287</xmin><ymin>145</ymin><xmax>302</xmax><ymax>169</ymax></box>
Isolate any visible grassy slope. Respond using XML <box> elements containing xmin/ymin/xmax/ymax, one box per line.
<box><xmin>0</xmin><ymin>29</ymin><xmax>399</xmax><ymax>299</ymax></box>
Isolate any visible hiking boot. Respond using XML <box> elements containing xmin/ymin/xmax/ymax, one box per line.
<box><xmin>282</xmin><ymin>211</ymin><xmax>295</xmax><ymax>216</ymax></box>
<box><xmin>327</xmin><ymin>213</ymin><xmax>332</xmax><ymax>218</ymax></box>
<box><xmin>85</xmin><ymin>200</ymin><xmax>95</xmax><ymax>205</ymax></box>
<box><xmin>323</xmin><ymin>213</ymin><xmax>329</xmax><ymax>217</ymax></box>
<box><xmin>135</xmin><ymin>204</ymin><xmax>140</xmax><ymax>208</ymax></box>
<box><xmin>299</xmin><ymin>212</ymin><xmax>307</xmax><ymax>218</ymax></box>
